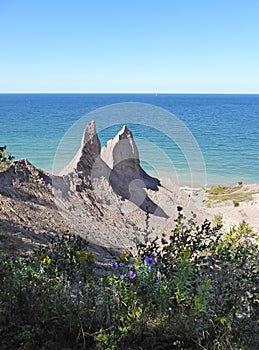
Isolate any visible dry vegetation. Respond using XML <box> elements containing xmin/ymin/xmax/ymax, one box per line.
<box><xmin>206</xmin><ymin>184</ymin><xmax>259</xmax><ymax>203</ymax></box>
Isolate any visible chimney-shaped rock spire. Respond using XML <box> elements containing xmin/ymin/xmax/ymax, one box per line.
<box><xmin>60</xmin><ymin>120</ymin><xmax>101</xmax><ymax>176</ymax></box>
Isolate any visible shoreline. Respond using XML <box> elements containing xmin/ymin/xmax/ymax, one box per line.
<box><xmin>157</xmin><ymin>173</ymin><xmax>259</xmax><ymax>191</ymax></box>
<box><xmin>157</xmin><ymin>176</ymin><xmax>259</xmax><ymax>233</ymax></box>
<box><xmin>200</xmin><ymin>183</ymin><xmax>259</xmax><ymax>234</ymax></box>
<box><xmin>0</xmin><ymin>158</ymin><xmax>258</xmax><ymax>263</ymax></box>
<box><xmin>2</xmin><ymin>93</ymin><xmax>258</xmax><ymax>189</ymax></box>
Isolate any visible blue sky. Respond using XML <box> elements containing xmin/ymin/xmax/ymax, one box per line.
<box><xmin>0</xmin><ymin>0</ymin><xmax>259</xmax><ymax>93</ymax></box>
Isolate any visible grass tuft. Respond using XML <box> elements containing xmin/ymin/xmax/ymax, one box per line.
<box><xmin>206</xmin><ymin>185</ymin><xmax>259</xmax><ymax>203</ymax></box>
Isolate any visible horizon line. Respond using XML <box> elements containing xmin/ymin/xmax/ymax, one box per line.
<box><xmin>1</xmin><ymin>91</ymin><xmax>259</xmax><ymax>95</ymax></box>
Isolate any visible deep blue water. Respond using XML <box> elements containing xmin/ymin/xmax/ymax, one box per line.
<box><xmin>0</xmin><ymin>93</ymin><xmax>258</xmax><ymax>187</ymax></box>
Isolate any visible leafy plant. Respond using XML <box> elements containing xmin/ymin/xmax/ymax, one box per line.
<box><xmin>213</xmin><ymin>213</ymin><xmax>223</xmax><ymax>227</ymax></box>
<box><xmin>0</xmin><ymin>145</ymin><xmax>14</xmax><ymax>163</ymax></box>
<box><xmin>97</xmin><ymin>208</ymin><xmax>259</xmax><ymax>349</ymax></box>
<box><xmin>0</xmin><ymin>213</ymin><xmax>258</xmax><ymax>349</ymax></box>
<box><xmin>0</xmin><ymin>234</ymin><xmax>97</xmax><ymax>350</ymax></box>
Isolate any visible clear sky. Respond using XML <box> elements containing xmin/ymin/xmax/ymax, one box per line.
<box><xmin>0</xmin><ymin>0</ymin><xmax>259</xmax><ymax>93</ymax></box>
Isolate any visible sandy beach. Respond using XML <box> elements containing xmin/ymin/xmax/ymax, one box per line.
<box><xmin>142</xmin><ymin>178</ymin><xmax>259</xmax><ymax>239</ymax></box>
<box><xmin>200</xmin><ymin>183</ymin><xmax>259</xmax><ymax>233</ymax></box>
<box><xmin>1</xmin><ymin>120</ymin><xmax>258</xmax><ymax>261</ymax></box>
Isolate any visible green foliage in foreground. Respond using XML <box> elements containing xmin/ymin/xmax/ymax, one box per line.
<box><xmin>0</xmin><ymin>209</ymin><xmax>258</xmax><ymax>350</ymax></box>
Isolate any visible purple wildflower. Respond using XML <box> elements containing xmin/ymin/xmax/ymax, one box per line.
<box><xmin>128</xmin><ymin>270</ymin><xmax>136</xmax><ymax>279</ymax></box>
<box><xmin>40</xmin><ymin>269</ymin><xmax>45</xmax><ymax>274</ymax></box>
<box><xmin>119</xmin><ymin>262</ymin><xmax>125</xmax><ymax>268</ymax></box>
<box><xmin>120</xmin><ymin>274</ymin><xmax>125</xmax><ymax>280</ymax></box>
<box><xmin>9</xmin><ymin>256</ymin><xmax>15</xmax><ymax>261</ymax></box>
<box><xmin>112</xmin><ymin>262</ymin><xmax>118</xmax><ymax>269</ymax></box>
<box><xmin>145</xmin><ymin>255</ymin><xmax>154</xmax><ymax>267</ymax></box>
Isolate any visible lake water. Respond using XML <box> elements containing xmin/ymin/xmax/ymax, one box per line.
<box><xmin>0</xmin><ymin>93</ymin><xmax>258</xmax><ymax>187</ymax></box>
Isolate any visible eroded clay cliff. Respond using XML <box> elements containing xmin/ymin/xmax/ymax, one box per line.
<box><xmin>0</xmin><ymin>121</ymin><xmax>179</xmax><ymax>267</ymax></box>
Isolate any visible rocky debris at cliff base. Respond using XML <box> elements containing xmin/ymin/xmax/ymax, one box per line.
<box><xmin>0</xmin><ymin>122</ymin><xmax>176</xmax><ymax>266</ymax></box>
<box><xmin>57</xmin><ymin>121</ymin><xmax>167</xmax><ymax>219</ymax></box>
<box><xmin>1</xmin><ymin>121</ymin><xmax>258</xmax><ymax>267</ymax></box>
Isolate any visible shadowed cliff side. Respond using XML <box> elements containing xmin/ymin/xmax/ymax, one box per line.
<box><xmin>0</xmin><ymin>121</ymin><xmax>177</xmax><ymax>265</ymax></box>
<box><xmin>59</xmin><ymin>121</ymin><xmax>168</xmax><ymax>218</ymax></box>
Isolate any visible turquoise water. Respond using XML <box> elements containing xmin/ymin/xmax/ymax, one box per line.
<box><xmin>0</xmin><ymin>94</ymin><xmax>258</xmax><ymax>186</ymax></box>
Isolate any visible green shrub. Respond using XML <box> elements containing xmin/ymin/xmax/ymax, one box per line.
<box><xmin>233</xmin><ymin>200</ymin><xmax>240</xmax><ymax>207</ymax></box>
<box><xmin>213</xmin><ymin>213</ymin><xmax>223</xmax><ymax>227</ymax></box>
<box><xmin>0</xmin><ymin>145</ymin><xmax>14</xmax><ymax>163</ymax></box>
<box><xmin>0</xmin><ymin>234</ymin><xmax>97</xmax><ymax>349</ymax></box>
<box><xmin>98</xmin><ymin>208</ymin><xmax>259</xmax><ymax>349</ymax></box>
<box><xmin>0</xmin><ymin>212</ymin><xmax>258</xmax><ymax>349</ymax></box>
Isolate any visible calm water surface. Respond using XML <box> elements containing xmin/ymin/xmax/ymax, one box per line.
<box><xmin>0</xmin><ymin>94</ymin><xmax>258</xmax><ymax>186</ymax></box>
